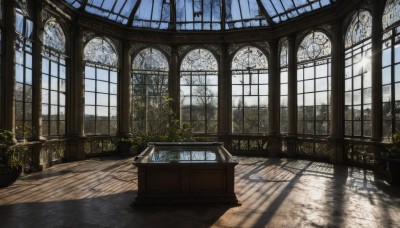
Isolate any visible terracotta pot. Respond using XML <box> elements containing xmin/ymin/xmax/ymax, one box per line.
<box><xmin>118</xmin><ymin>141</ymin><xmax>133</xmax><ymax>154</ymax></box>
<box><xmin>0</xmin><ymin>165</ymin><xmax>22</xmax><ymax>188</ymax></box>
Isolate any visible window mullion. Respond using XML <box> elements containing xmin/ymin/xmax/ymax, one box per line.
<box><xmin>94</xmin><ymin>66</ymin><xmax>98</xmax><ymax>134</ymax></box>
<box><xmin>391</xmin><ymin>30</ymin><xmax>396</xmax><ymax>134</ymax></box>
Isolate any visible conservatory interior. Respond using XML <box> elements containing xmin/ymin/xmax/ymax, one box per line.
<box><xmin>1</xmin><ymin>0</ymin><xmax>400</xmax><ymax>227</ymax></box>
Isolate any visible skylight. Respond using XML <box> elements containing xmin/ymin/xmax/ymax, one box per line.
<box><xmin>62</xmin><ymin>0</ymin><xmax>338</xmax><ymax>30</ymax></box>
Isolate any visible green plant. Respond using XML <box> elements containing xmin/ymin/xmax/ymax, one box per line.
<box><xmin>166</xmin><ymin>120</ymin><xmax>193</xmax><ymax>142</ymax></box>
<box><xmin>15</xmin><ymin>124</ymin><xmax>33</xmax><ymax>141</ymax></box>
<box><xmin>114</xmin><ymin>117</ymin><xmax>195</xmax><ymax>155</ymax></box>
<box><xmin>0</xmin><ymin>129</ymin><xmax>29</xmax><ymax>170</ymax></box>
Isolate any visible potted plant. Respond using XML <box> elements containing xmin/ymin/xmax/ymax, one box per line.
<box><xmin>115</xmin><ymin>134</ymin><xmax>149</xmax><ymax>156</ymax></box>
<box><xmin>0</xmin><ymin>129</ymin><xmax>28</xmax><ymax>187</ymax></box>
<box><xmin>387</xmin><ymin>132</ymin><xmax>400</xmax><ymax>185</ymax></box>
<box><xmin>115</xmin><ymin>136</ymin><xmax>134</xmax><ymax>155</ymax></box>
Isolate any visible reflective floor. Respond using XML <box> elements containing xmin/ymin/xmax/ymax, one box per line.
<box><xmin>1</xmin><ymin>156</ymin><xmax>399</xmax><ymax>227</ymax></box>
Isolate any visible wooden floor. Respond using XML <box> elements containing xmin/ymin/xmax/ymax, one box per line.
<box><xmin>1</xmin><ymin>156</ymin><xmax>400</xmax><ymax>227</ymax></box>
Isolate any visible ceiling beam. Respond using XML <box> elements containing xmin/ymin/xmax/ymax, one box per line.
<box><xmin>78</xmin><ymin>0</ymin><xmax>88</xmax><ymax>12</ymax></box>
<box><xmin>65</xmin><ymin>0</ymin><xmax>361</xmax><ymax>44</ymax></box>
<box><xmin>127</xmin><ymin>0</ymin><xmax>142</xmax><ymax>26</ymax></box>
<box><xmin>169</xmin><ymin>0</ymin><xmax>177</xmax><ymax>31</ymax></box>
<box><xmin>255</xmin><ymin>0</ymin><xmax>274</xmax><ymax>26</ymax></box>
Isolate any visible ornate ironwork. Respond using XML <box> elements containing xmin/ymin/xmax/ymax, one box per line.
<box><xmin>84</xmin><ymin>137</ymin><xmax>116</xmax><ymax>155</ymax></box>
<box><xmin>206</xmin><ymin>44</ymin><xmax>221</xmax><ymax>58</ymax></box>
<box><xmin>178</xmin><ymin>45</ymin><xmax>193</xmax><ymax>58</ymax></box>
<box><xmin>157</xmin><ymin>45</ymin><xmax>172</xmax><ymax>58</ymax></box>
<box><xmin>297</xmin><ymin>138</ymin><xmax>331</xmax><ymax>160</ymax></box>
<box><xmin>129</xmin><ymin>42</ymin><xmax>147</xmax><ymax>56</ymax></box>
<box><xmin>345</xmin><ymin>10</ymin><xmax>372</xmax><ymax>48</ymax></box>
<box><xmin>133</xmin><ymin>48</ymin><xmax>169</xmax><ymax>71</ymax></box>
<box><xmin>383</xmin><ymin>0</ymin><xmax>400</xmax><ymax>30</ymax></box>
<box><xmin>279</xmin><ymin>38</ymin><xmax>288</xmax><ymax>67</ymax></box>
<box><xmin>228</xmin><ymin>43</ymin><xmax>243</xmax><ymax>56</ymax></box>
<box><xmin>180</xmin><ymin>48</ymin><xmax>218</xmax><ymax>71</ymax></box>
<box><xmin>231</xmin><ymin>46</ymin><xmax>268</xmax><ymax>70</ymax></box>
<box><xmin>83</xmin><ymin>37</ymin><xmax>118</xmax><ymax>67</ymax></box>
<box><xmin>254</xmin><ymin>41</ymin><xmax>270</xmax><ymax>55</ymax></box>
<box><xmin>230</xmin><ymin>136</ymin><xmax>268</xmax><ymax>153</ymax></box>
<box><xmin>43</xmin><ymin>20</ymin><xmax>66</xmax><ymax>53</ymax></box>
<box><xmin>344</xmin><ymin>140</ymin><xmax>375</xmax><ymax>167</ymax></box>
<box><xmin>40</xmin><ymin>140</ymin><xmax>66</xmax><ymax>164</ymax></box>
<box><xmin>297</xmin><ymin>31</ymin><xmax>331</xmax><ymax>62</ymax></box>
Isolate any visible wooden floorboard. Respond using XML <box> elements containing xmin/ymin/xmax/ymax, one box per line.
<box><xmin>0</xmin><ymin>156</ymin><xmax>400</xmax><ymax>227</ymax></box>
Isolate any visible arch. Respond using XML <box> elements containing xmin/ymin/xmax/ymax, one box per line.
<box><xmin>231</xmin><ymin>46</ymin><xmax>268</xmax><ymax>70</ymax></box>
<box><xmin>180</xmin><ymin>48</ymin><xmax>218</xmax><ymax>134</ymax></box>
<box><xmin>345</xmin><ymin>10</ymin><xmax>372</xmax><ymax>49</ymax></box>
<box><xmin>83</xmin><ymin>37</ymin><xmax>118</xmax><ymax>136</ymax></box>
<box><xmin>383</xmin><ymin>0</ymin><xmax>400</xmax><ymax>29</ymax></box>
<box><xmin>131</xmin><ymin>47</ymin><xmax>170</xmax><ymax>134</ymax></box>
<box><xmin>382</xmin><ymin>0</ymin><xmax>400</xmax><ymax>138</ymax></box>
<box><xmin>43</xmin><ymin>19</ymin><xmax>66</xmax><ymax>53</ymax></box>
<box><xmin>296</xmin><ymin>31</ymin><xmax>332</xmax><ymax>136</ymax></box>
<box><xmin>133</xmin><ymin>48</ymin><xmax>169</xmax><ymax>71</ymax></box>
<box><xmin>41</xmin><ymin>19</ymin><xmax>67</xmax><ymax>137</ymax></box>
<box><xmin>180</xmin><ymin>48</ymin><xmax>218</xmax><ymax>71</ymax></box>
<box><xmin>297</xmin><ymin>31</ymin><xmax>331</xmax><ymax>63</ymax></box>
<box><xmin>231</xmin><ymin>46</ymin><xmax>269</xmax><ymax>134</ymax></box>
<box><xmin>84</xmin><ymin>37</ymin><xmax>118</xmax><ymax>67</ymax></box>
<box><xmin>344</xmin><ymin>10</ymin><xmax>372</xmax><ymax>137</ymax></box>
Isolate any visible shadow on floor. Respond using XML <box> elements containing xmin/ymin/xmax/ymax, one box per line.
<box><xmin>0</xmin><ymin>191</ymin><xmax>236</xmax><ymax>228</ymax></box>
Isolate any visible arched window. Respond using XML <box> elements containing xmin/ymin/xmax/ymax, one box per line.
<box><xmin>297</xmin><ymin>31</ymin><xmax>331</xmax><ymax>135</ymax></box>
<box><xmin>382</xmin><ymin>0</ymin><xmax>400</xmax><ymax>138</ymax></box>
<box><xmin>41</xmin><ymin>20</ymin><xmax>67</xmax><ymax>137</ymax></box>
<box><xmin>279</xmin><ymin>39</ymin><xmax>289</xmax><ymax>134</ymax></box>
<box><xmin>83</xmin><ymin>37</ymin><xmax>118</xmax><ymax>136</ymax></box>
<box><xmin>131</xmin><ymin>48</ymin><xmax>169</xmax><ymax>134</ymax></box>
<box><xmin>180</xmin><ymin>48</ymin><xmax>218</xmax><ymax>134</ymax></box>
<box><xmin>344</xmin><ymin>10</ymin><xmax>372</xmax><ymax>137</ymax></box>
<box><xmin>15</xmin><ymin>9</ymin><xmax>34</xmax><ymax>140</ymax></box>
<box><xmin>231</xmin><ymin>46</ymin><xmax>268</xmax><ymax>134</ymax></box>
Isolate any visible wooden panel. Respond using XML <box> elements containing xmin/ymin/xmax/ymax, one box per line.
<box><xmin>147</xmin><ymin>169</ymin><xmax>181</xmax><ymax>193</ymax></box>
<box><xmin>191</xmin><ymin>170</ymin><xmax>225</xmax><ymax>193</ymax></box>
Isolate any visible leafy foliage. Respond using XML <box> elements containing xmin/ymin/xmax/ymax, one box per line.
<box><xmin>0</xmin><ymin>130</ymin><xmax>29</xmax><ymax>170</ymax></box>
<box><xmin>115</xmin><ymin>118</ymin><xmax>195</xmax><ymax>154</ymax></box>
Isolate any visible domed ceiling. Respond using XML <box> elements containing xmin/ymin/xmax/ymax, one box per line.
<box><xmin>63</xmin><ymin>0</ymin><xmax>338</xmax><ymax>30</ymax></box>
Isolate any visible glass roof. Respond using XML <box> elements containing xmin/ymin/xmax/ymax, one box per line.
<box><xmin>63</xmin><ymin>0</ymin><xmax>338</xmax><ymax>30</ymax></box>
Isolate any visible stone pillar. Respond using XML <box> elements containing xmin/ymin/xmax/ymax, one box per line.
<box><xmin>286</xmin><ymin>35</ymin><xmax>297</xmax><ymax>157</ymax></box>
<box><xmin>3</xmin><ymin>0</ymin><xmax>16</xmax><ymax>136</ymax></box>
<box><xmin>28</xmin><ymin>0</ymin><xmax>44</xmax><ymax>172</ymax></box>
<box><xmin>366</xmin><ymin>0</ymin><xmax>385</xmax><ymax>160</ymax></box>
<box><xmin>32</xmin><ymin>0</ymin><xmax>43</xmax><ymax>140</ymax></box>
<box><xmin>371</xmin><ymin>0</ymin><xmax>383</xmax><ymax>142</ymax></box>
<box><xmin>169</xmin><ymin>45</ymin><xmax>180</xmax><ymax>119</ymax></box>
<box><xmin>329</xmin><ymin>20</ymin><xmax>345</xmax><ymax>164</ymax></box>
<box><xmin>268</xmin><ymin>39</ymin><xmax>281</xmax><ymax>156</ymax></box>
<box><xmin>118</xmin><ymin>40</ymin><xmax>131</xmax><ymax>136</ymax></box>
<box><xmin>73</xmin><ymin>29</ymin><xmax>84</xmax><ymax>138</ymax></box>
<box><xmin>65</xmin><ymin>25</ymin><xmax>85</xmax><ymax>161</ymax></box>
<box><xmin>218</xmin><ymin>42</ymin><xmax>230</xmax><ymax>149</ymax></box>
